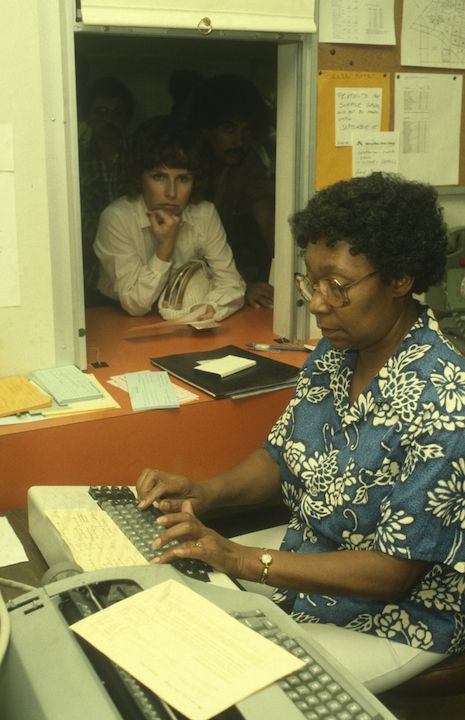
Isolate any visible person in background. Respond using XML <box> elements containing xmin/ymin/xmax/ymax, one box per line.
<box><xmin>168</xmin><ymin>69</ymin><xmax>204</xmax><ymax>119</ymax></box>
<box><xmin>94</xmin><ymin>121</ymin><xmax>245</xmax><ymax>318</ymax></box>
<box><xmin>187</xmin><ymin>74</ymin><xmax>275</xmax><ymax>309</ymax></box>
<box><xmin>78</xmin><ymin>76</ymin><xmax>135</xmax><ymax>306</ymax></box>
<box><xmin>136</xmin><ymin>173</ymin><xmax>465</xmax><ymax>694</ymax></box>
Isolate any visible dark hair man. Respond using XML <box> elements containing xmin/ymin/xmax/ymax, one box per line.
<box><xmin>78</xmin><ymin>76</ymin><xmax>135</xmax><ymax>306</ymax></box>
<box><xmin>188</xmin><ymin>74</ymin><xmax>275</xmax><ymax>308</ymax></box>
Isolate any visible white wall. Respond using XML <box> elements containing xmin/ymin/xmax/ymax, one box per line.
<box><xmin>0</xmin><ymin>1</ymin><xmax>56</xmax><ymax>376</ymax></box>
<box><xmin>0</xmin><ymin>1</ymin><xmax>84</xmax><ymax>378</ymax></box>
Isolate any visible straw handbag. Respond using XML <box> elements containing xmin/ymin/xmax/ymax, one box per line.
<box><xmin>158</xmin><ymin>259</ymin><xmax>213</xmax><ymax>319</ymax></box>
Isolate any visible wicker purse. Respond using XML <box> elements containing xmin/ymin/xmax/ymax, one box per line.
<box><xmin>158</xmin><ymin>259</ymin><xmax>213</xmax><ymax>319</ymax></box>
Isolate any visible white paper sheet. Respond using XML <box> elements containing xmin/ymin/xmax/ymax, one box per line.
<box><xmin>71</xmin><ymin>579</ymin><xmax>304</xmax><ymax>720</ymax></box>
<box><xmin>319</xmin><ymin>0</ymin><xmax>395</xmax><ymax>45</ymax></box>
<box><xmin>125</xmin><ymin>370</ymin><xmax>179</xmax><ymax>411</ymax></box>
<box><xmin>108</xmin><ymin>373</ymin><xmax>199</xmax><ymax>404</ymax></box>
<box><xmin>395</xmin><ymin>73</ymin><xmax>462</xmax><ymax>185</ymax></box>
<box><xmin>335</xmin><ymin>87</ymin><xmax>382</xmax><ymax>147</ymax></box>
<box><xmin>0</xmin><ymin>516</ymin><xmax>28</xmax><ymax>567</ymax></box>
<box><xmin>401</xmin><ymin>0</ymin><xmax>465</xmax><ymax>69</ymax></box>
<box><xmin>195</xmin><ymin>355</ymin><xmax>256</xmax><ymax>378</ymax></box>
<box><xmin>352</xmin><ymin>130</ymin><xmax>399</xmax><ymax>176</ymax></box>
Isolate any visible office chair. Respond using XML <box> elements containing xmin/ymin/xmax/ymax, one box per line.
<box><xmin>381</xmin><ymin>649</ymin><xmax>465</xmax><ymax>699</ymax></box>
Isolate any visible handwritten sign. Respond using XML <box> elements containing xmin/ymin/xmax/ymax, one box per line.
<box><xmin>335</xmin><ymin>87</ymin><xmax>382</xmax><ymax>146</ymax></box>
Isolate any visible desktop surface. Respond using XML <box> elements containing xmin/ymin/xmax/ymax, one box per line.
<box><xmin>1</xmin><ymin>306</ymin><xmax>306</xmax><ymax>510</ymax></box>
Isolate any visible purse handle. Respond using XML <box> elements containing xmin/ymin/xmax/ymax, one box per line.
<box><xmin>160</xmin><ymin>259</ymin><xmax>208</xmax><ymax>310</ymax></box>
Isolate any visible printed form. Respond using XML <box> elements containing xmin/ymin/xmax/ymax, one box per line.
<box><xmin>319</xmin><ymin>0</ymin><xmax>395</xmax><ymax>45</ymax></box>
<box><xmin>395</xmin><ymin>73</ymin><xmax>462</xmax><ymax>185</ymax></box>
<box><xmin>71</xmin><ymin>579</ymin><xmax>304</xmax><ymax>720</ymax></box>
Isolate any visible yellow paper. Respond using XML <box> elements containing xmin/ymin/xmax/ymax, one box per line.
<box><xmin>0</xmin><ymin>374</ymin><xmax>51</xmax><ymax>417</ymax></box>
<box><xmin>46</xmin><ymin>509</ymin><xmax>147</xmax><ymax>570</ymax></box>
<box><xmin>316</xmin><ymin>70</ymin><xmax>391</xmax><ymax>190</ymax></box>
<box><xmin>71</xmin><ymin>579</ymin><xmax>305</xmax><ymax>720</ymax></box>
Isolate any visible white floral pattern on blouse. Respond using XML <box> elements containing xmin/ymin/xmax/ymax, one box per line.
<box><xmin>265</xmin><ymin>305</ymin><xmax>465</xmax><ymax>654</ymax></box>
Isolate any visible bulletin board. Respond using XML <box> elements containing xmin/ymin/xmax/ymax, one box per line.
<box><xmin>316</xmin><ymin>0</ymin><xmax>465</xmax><ymax>189</ymax></box>
<box><xmin>316</xmin><ymin>70</ymin><xmax>391</xmax><ymax>190</ymax></box>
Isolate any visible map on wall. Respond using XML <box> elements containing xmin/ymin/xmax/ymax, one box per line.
<box><xmin>401</xmin><ymin>0</ymin><xmax>465</xmax><ymax>69</ymax></box>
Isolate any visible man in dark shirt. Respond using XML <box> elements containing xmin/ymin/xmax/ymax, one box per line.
<box><xmin>188</xmin><ymin>75</ymin><xmax>275</xmax><ymax>308</ymax></box>
<box><xmin>78</xmin><ymin>76</ymin><xmax>135</xmax><ymax>306</ymax></box>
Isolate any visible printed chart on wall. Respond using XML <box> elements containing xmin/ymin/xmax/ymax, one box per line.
<box><xmin>401</xmin><ymin>0</ymin><xmax>465</xmax><ymax>70</ymax></box>
<box><xmin>316</xmin><ymin>71</ymin><xmax>391</xmax><ymax>190</ymax></box>
<box><xmin>395</xmin><ymin>72</ymin><xmax>462</xmax><ymax>186</ymax></box>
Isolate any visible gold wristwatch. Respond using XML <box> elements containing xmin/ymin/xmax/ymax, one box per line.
<box><xmin>259</xmin><ymin>549</ymin><xmax>273</xmax><ymax>584</ymax></box>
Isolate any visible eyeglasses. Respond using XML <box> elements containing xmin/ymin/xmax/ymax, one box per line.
<box><xmin>294</xmin><ymin>270</ymin><xmax>379</xmax><ymax>308</ymax></box>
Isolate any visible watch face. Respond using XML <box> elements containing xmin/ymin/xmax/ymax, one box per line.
<box><xmin>261</xmin><ymin>552</ymin><xmax>273</xmax><ymax>566</ymax></box>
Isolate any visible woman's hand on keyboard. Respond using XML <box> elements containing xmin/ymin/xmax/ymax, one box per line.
<box><xmin>136</xmin><ymin>468</ymin><xmax>212</xmax><ymax>515</ymax></box>
<box><xmin>152</xmin><ymin>500</ymin><xmax>250</xmax><ymax>578</ymax></box>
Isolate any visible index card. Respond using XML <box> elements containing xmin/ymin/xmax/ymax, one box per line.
<box><xmin>108</xmin><ymin>374</ymin><xmax>199</xmax><ymax>404</ymax></box>
<box><xmin>71</xmin><ymin>579</ymin><xmax>305</xmax><ymax>720</ymax></box>
<box><xmin>30</xmin><ymin>365</ymin><xmax>103</xmax><ymax>405</ymax></box>
<box><xmin>125</xmin><ymin>370</ymin><xmax>180</xmax><ymax>411</ymax></box>
<box><xmin>34</xmin><ymin>374</ymin><xmax>120</xmax><ymax>417</ymax></box>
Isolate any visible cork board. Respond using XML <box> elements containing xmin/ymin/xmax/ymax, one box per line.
<box><xmin>317</xmin><ymin>0</ymin><xmax>465</xmax><ymax>187</ymax></box>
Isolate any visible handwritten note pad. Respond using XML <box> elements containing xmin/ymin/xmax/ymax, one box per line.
<box><xmin>195</xmin><ymin>355</ymin><xmax>256</xmax><ymax>378</ymax></box>
<box><xmin>46</xmin><ymin>509</ymin><xmax>148</xmax><ymax>571</ymax></box>
<box><xmin>71</xmin><ymin>579</ymin><xmax>304</xmax><ymax>720</ymax></box>
<box><xmin>125</xmin><ymin>370</ymin><xmax>179</xmax><ymax>411</ymax></box>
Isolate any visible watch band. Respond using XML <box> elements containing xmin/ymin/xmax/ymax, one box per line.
<box><xmin>259</xmin><ymin>549</ymin><xmax>273</xmax><ymax>584</ymax></box>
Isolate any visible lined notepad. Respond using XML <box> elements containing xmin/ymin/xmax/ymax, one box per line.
<box><xmin>0</xmin><ymin>375</ymin><xmax>52</xmax><ymax>417</ymax></box>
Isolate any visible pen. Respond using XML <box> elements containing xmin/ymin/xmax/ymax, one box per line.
<box><xmin>245</xmin><ymin>343</ymin><xmax>309</xmax><ymax>352</ymax></box>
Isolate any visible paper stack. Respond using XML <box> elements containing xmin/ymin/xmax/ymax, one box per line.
<box><xmin>195</xmin><ymin>355</ymin><xmax>256</xmax><ymax>378</ymax></box>
<box><xmin>0</xmin><ymin>375</ymin><xmax>52</xmax><ymax>417</ymax></box>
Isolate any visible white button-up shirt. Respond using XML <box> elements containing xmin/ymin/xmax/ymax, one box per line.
<box><xmin>94</xmin><ymin>195</ymin><xmax>246</xmax><ymax>318</ymax></box>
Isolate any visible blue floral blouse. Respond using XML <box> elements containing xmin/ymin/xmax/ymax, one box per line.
<box><xmin>264</xmin><ymin>305</ymin><xmax>465</xmax><ymax>654</ymax></box>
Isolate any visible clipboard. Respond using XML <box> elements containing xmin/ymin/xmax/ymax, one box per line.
<box><xmin>150</xmin><ymin>345</ymin><xmax>301</xmax><ymax>399</ymax></box>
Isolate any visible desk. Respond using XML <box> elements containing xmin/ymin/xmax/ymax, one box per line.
<box><xmin>0</xmin><ymin>307</ymin><xmax>306</xmax><ymax>510</ymax></box>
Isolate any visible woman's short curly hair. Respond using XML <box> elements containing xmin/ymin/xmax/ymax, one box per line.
<box><xmin>127</xmin><ymin>118</ymin><xmax>207</xmax><ymax>202</ymax></box>
<box><xmin>290</xmin><ymin>173</ymin><xmax>448</xmax><ymax>294</ymax></box>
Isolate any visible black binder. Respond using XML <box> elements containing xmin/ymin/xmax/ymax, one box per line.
<box><xmin>150</xmin><ymin>344</ymin><xmax>302</xmax><ymax>399</ymax></box>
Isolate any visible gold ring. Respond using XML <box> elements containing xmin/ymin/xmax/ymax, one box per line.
<box><xmin>194</xmin><ymin>540</ymin><xmax>202</xmax><ymax>548</ymax></box>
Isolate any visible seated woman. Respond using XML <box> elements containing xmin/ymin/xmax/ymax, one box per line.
<box><xmin>136</xmin><ymin>173</ymin><xmax>465</xmax><ymax>693</ymax></box>
<box><xmin>93</xmin><ymin>122</ymin><xmax>246</xmax><ymax>318</ymax></box>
